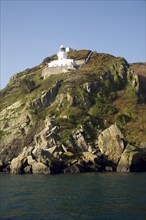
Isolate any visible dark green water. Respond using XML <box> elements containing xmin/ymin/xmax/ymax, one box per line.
<box><xmin>0</xmin><ymin>172</ymin><xmax>146</xmax><ymax>220</ymax></box>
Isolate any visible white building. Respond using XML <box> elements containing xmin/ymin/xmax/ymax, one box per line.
<box><xmin>48</xmin><ymin>45</ymin><xmax>76</xmax><ymax>69</ymax></box>
<box><xmin>66</xmin><ymin>47</ymin><xmax>74</xmax><ymax>52</ymax></box>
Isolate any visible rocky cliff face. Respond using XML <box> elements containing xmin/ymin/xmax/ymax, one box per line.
<box><xmin>0</xmin><ymin>50</ymin><xmax>146</xmax><ymax>174</ymax></box>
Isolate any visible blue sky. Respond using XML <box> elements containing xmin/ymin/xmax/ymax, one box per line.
<box><xmin>0</xmin><ymin>0</ymin><xmax>145</xmax><ymax>89</ymax></box>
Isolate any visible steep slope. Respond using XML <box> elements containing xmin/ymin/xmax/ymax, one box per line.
<box><xmin>0</xmin><ymin>50</ymin><xmax>146</xmax><ymax>174</ymax></box>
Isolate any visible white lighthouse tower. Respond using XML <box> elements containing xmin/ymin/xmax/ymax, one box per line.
<box><xmin>57</xmin><ymin>45</ymin><xmax>67</xmax><ymax>60</ymax></box>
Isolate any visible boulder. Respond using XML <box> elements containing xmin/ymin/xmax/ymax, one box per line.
<box><xmin>88</xmin><ymin>164</ymin><xmax>101</xmax><ymax>172</ymax></box>
<box><xmin>82</xmin><ymin>152</ymin><xmax>97</xmax><ymax>163</ymax></box>
<box><xmin>32</xmin><ymin>162</ymin><xmax>50</xmax><ymax>174</ymax></box>
<box><xmin>10</xmin><ymin>146</ymin><xmax>33</xmax><ymax>174</ymax></box>
<box><xmin>10</xmin><ymin>157</ymin><xmax>28</xmax><ymax>174</ymax></box>
<box><xmin>64</xmin><ymin>164</ymin><xmax>85</xmax><ymax>174</ymax></box>
<box><xmin>81</xmin><ymin>152</ymin><xmax>104</xmax><ymax>172</ymax></box>
<box><xmin>27</xmin><ymin>155</ymin><xmax>36</xmax><ymax>165</ymax></box>
<box><xmin>97</xmin><ymin>124</ymin><xmax>125</xmax><ymax>164</ymax></box>
<box><xmin>140</xmin><ymin>142</ymin><xmax>146</xmax><ymax>148</ymax></box>
<box><xmin>105</xmin><ymin>166</ymin><xmax>113</xmax><ymax>171</ymax></box>
<box><xmin>117</xmin><ymin>144</ymin><xmax>146</xmax><ymax>172</ymax></box>
<box><xmin>32</xmin><ymin>148</ymin><xmax>52</xmax><ymax>165</ymax></box>
<box><xmin>24</xmin><ymin>165</ymin><xmax>32</xmax><ymax>174</ymax></box>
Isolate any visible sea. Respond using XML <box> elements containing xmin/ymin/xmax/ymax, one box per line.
<box><xmin>0</xmin><ymin>172</ymin><xmax>146</xmax><ymax>220</ymax></box>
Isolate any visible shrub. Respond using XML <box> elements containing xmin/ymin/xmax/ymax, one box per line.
<box><xmin>115</xmin><ymin>113</ymin><xmax>131</xmax><ymax>127</ymax></box>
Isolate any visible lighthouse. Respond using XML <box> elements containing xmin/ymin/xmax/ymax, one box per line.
<box><xmin>57</xmin><ymin>45</ymin><xmax>67</xmax><ymax>60</ymax></box>
<box><xmin>48</xmin><ymin>45</ymin><xmax>76</xmax><ymax>68</ymax></box>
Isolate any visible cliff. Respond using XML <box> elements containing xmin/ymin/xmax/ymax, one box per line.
<box><xmin>0</xmin><ymin>50</ymin><xmax>146</xmax><ymax>174</ymax></box>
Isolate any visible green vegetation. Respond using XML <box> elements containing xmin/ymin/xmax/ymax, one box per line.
<box><xmin>0</xmin><ymin>50</ymin><xmax>146</xmax><ymax>147</ymax></box>
<box><xmin>115</xmin><ymin>113</ymin><xmax>131</xmax><ymax>127</ymax></box>
<box><xmin>0</xmin><ymin>130</ymin><xmax>6</xmax><ymax>138</ymax></box>
<box><xmin>68</xmin><ymin>50</ymin><xmax>90</xmax><ymax>60</ymax></box>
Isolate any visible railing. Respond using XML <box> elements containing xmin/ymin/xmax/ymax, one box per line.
<box><xmin>78</xmin><ymin>51</ymin><xmax>93</xmax><ymax>69</ymax></box>
<box><xmin>85</xmin><ymin>51</ymin><xmax>93</xmax><ymax>64</ymax></box>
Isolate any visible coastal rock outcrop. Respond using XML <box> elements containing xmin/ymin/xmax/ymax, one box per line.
<box><xmin>10</xmin><ymin>146</ymin><xmax>33</xmax><ymax>174</ymax></box>
<box><xmin>117</xmin><ymin>144</ymin><xmax>146</xmax><ymax>172</ymax></box>
<box><xmin>97</xmin><ymin>124</ymin><xmax>125</xmax><ymax>165</ymax></box>
<box><xmin>7</xmin><ymin>123</ymin><xmax>146</xmax><ymax>174</ymax></box>
<box><xmin>31</xmin><ymin>162</ymin><xmax>50</xmax><ymax>174</ymax></box>
<box><xmin>34</xmin><ymin>115</ymin><xmax>61</xmax><ymax>149</ymax></box>
<box><xmin>72</xmin><ymin>126</ymin><xmax>89</xmax><ymax>152</ymax></box>
<box><xmin>64</xmin><ymin>164</ymin><xmax>86</xmax><ymax>174</ymax></box>
<box><xmin>29</xmin><ymin>80</ymin><xmax>63</xmax><ymax>109</ymax></box>
<box><xmin>0</xmin><ymin>49</ymin><xmax>146</xmax><ymax>174</ymax></box>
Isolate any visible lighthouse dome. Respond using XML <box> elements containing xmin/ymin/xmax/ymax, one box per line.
<box><xmin>59</xmin><ymin>45</ymin><xmax>65</xmax><ymax>52</ymax></box>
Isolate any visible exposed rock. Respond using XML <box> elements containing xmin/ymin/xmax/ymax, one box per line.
<box><xmin>29</xmin><ymin>80</ymin><xmax>62</xmax><ymax>109</ymax></box>
<box><xmin>32</xmin><ymin>147</ymin><xmax>53</xmax><ymax>165</ymax></box>
<box><xmin>66</xmin><ymin>93</ymin><xmax>79</xmax><ymax>107</ymax></box>
<box><xmin>55</xmin><ymin>93</ymin><xmax>66</xmax><ymax>108</ymax></box>
<box><xmin>10</xmin><ymin>146</ymin><xmax>33</xmax><ymax>174</ymax></box>
<box><xmin>0</xmin><ymin>101</ymin><xmax>22</xmax><ymax>119</ymax></box>
<box><xmin>127</xmin><ymin>69</ymin><xmax>140</xmax><ymax>91</ymax></box>
<box><xmin>0</xmin><ymin>160</ymin><xmax>4</xmax><ymax>172</ymax></box>
<box><xmin>63</xmin><ymin>139</ymin><xmax>78</xmax><ymax>154</ymax></box>
<box><xmin>72</xmin><ymin>127</ymin><xmax>89</xmax><ymax>152</ymax></box>
<box><xmin>10</xmin><ymin>157</ymin><xmax>28</xmax><ymax>174</ymax></box>
<box><xmin>34</xmin><ymin>115</ymin><xmax>60</xmax><ymax>149</ymax></box>
<box><xmin>19</xmin><ymin>115</ymin><xmax>30</xmax><ymax>131</ymax></box>
<box><xmin>81</xmin><ymin>152</ymin><xmax>104</xmax><ymax>172</ymax></box>
<box><xmin>48</xmin><ymin>146</ymin><xmax>60</xmax><ymax>155</ymax></box>
<box><xmin>0</xmin><ymin>105</ymin><xmax>32</xmax><ymax>162</ymax></box>
<box><xmin>117</xmin><ymin>144</ymin><xmax>146</xmax><ymax>172</ymax></box>
<box><xmin>82</xmin><ymin>152</ymin><xmax>97</xmax><ymax>163</ymax></box>
<box><xmin>82</xmin><ymin>81</ymin><xmax>99</xmax><ymax>93</ymax></box>
<box><xmin>9</xmin><ymin>145</ymin><xmax>51</xmax><ymax>174</ymax></box>
<box><xmin>97</xmin><ymin>124</ymin><xmax>125</xmax><ymax>164</ymax></box>
<box><xmin>117</xmin><ymin>144</ymin><xmax>137</xmax><ymax>172</ymax></box>
<box><xmin>32</xmin><ymin>162</ymin><xmax>50</xmax><ymax>174</ymax></box>
<box><xmin>140</xmin><ymin>142</ymin><xmax>146</xmax><ymax>148</ymax></box>
<box><xmin>64</xmin><ymin>164</ymin><xmax>85</xmax><ymax>174</ymax></box>
<box><xmin>85</xmin><ymin>163</ymin><xmax>100</xmax><ymax>172</ymax></box>
<box><xmin>24</xmin><ymin>165</ymin><xmax>32</xmax><ymax>174</ymax></box>
<box><xmin>0</xmin><ymin>50</ymin><xmax>145</xmax><ymax>174</ymax></box>
<box><xmin>5</xmin><ymin>119</ymin><xmax>146</xmax><ymax>174</ymax></box>
<box><xmin>27</xmin><ymin>155</ymin><xmax>36</xmax><ymax>165</ymax></box>
<box><xmin>105</xmin><ymin>166</ymin><xmax>113</xmax><ymax>171</ymax></box>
